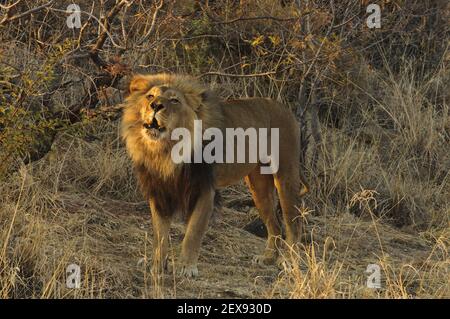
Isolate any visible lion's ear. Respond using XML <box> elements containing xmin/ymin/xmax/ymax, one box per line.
<box><xmin>129</xmin><ymin>74</ymin><xmax>150</xmax><ymax>93</ymax></box>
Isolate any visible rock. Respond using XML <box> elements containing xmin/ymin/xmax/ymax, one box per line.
<box><xmin>243</xmin><ymin>218</ymin><xmax>267</xmax><ymax>238</ymax></box>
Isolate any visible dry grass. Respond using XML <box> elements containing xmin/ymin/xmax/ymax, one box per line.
<box><xmin>1</xmin><ymin>61</ymin><xmax>449</xmax><ymax>298</ymax></box>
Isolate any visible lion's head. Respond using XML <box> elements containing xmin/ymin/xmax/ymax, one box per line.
<box><xmin>121</xmin><ymin>73</ymin><xmax>222</xmax><ymax>174</ymax></box>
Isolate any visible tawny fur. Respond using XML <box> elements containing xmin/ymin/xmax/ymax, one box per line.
<box><xmin>121</xmin><ymin>73</ymin><xmax>308</xmax><ymax>277</ymax></box>
<box><xmin>121</xmin><ymin>74</ymin><xmax>223</xmax><ymax>179</ymax></box>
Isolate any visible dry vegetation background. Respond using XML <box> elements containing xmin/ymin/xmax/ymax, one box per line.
<box><xmin>0</xmin><ymin>0</ymin><xmax>449</xmax><ymax>298</ymax></box>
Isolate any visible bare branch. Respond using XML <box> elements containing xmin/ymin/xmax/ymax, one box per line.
<box><xmin>91</xmin><ymin>0</ymin><xmax>130</xmax><ymax>55</ymax></box>
<box><xmin>198</xmin><ymin>71</ymin><xmax>276</xmax><ymax>78</ymax></box>
<box><xmin>213</xmin><ymin>15</ymin><xmax>299</xmax><ymax>25</ymax></box>
<box><xmin>49</xmin><ymin>7</ymin><xmax>125</xmax><ymax>51</ymax></box>
<box><xmin>137</xmin><ymin>0</ymin><xmax>163</xmax><ymax>46</ymax></box>
<box><xmin>0</xmin><ymin>0</ymin><xmax>54</xmax><ymax>26</ymax></box>
<box><xmin>0</xmin><ymin>0</ymin><xmax>22</xmax><ymax>10</ymax></box>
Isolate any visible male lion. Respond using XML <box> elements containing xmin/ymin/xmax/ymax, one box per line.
<box><xmin>121</xmin><ymin>73</ymin><xmax>308</xmax><ymax>277</ymax></box>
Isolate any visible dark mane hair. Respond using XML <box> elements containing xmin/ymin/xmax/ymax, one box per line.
<box><xmin>134</xmin><ymin>159</ymin><xmax>214</xmax><ymax>220</ymax></box>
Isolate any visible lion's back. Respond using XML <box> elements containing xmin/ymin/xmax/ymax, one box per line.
<box><xmin>219</xmin><ymin>97</ymin><xmax>297</xmax><ymax>131</ymax></box>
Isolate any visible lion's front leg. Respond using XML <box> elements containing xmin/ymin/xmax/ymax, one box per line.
<box><xmin>179</xmin><ymin>187</ymin><xmax>215</xmax><ymax>278</ymax></box>
<box><xmin>150</xmin><ymin>201</ymin><xmax>172</xmax><ymax>276</ymax></box>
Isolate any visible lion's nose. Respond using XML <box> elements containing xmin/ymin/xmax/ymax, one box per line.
<box><xmin>150</xmin><ymin>101</ymin><xmax>164</xmax><ymax>112</ymax></box>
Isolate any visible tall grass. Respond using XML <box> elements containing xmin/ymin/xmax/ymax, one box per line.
<box><xmin>1</xmin><ymin>59</ymin><xmax>448</xmax><ymax>298</ymax></box>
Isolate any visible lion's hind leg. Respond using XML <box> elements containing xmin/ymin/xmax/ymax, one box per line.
<box><xmin>245</xmin><ymin>169</ymin><xmax>282</xmax><ymax>266</ymax></box>
<box><xmin>273</xmin><ymin>173</ymin><xmax>302</xmax><ymax>248</ymax></box>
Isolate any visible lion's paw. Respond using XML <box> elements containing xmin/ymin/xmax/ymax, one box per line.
<box><xmin>252</xmin><ymin>254</ymin><xmax>277</xmax><ymax>266</ymax></box>
<box><xmin>179</xmin><ymin>264</ymin><xmax>199</xmax><ymax>278</ymax></box>
<box><xmin>150</xmin><ymin>257</ymin><xmax>169</xmax><ymax>277</ymax></box>
<box><xmin>276</xmin><ymin>255</ymin><xmax>301</xmax><ymax>272</ymax></box>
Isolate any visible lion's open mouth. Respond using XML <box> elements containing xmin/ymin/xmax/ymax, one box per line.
<box><xmin>143</xmin><ymin>118</ymin><xmax>166</xmax><ymax>139</ymax></box>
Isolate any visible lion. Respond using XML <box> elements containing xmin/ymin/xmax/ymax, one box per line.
<box><xmin>121</xmin><ymin>73</ymin><xmax>308</xmax><ymax>277</ymax></box>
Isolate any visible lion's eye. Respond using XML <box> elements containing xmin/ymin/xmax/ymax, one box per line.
<box><xmin>147</xmin><ymin>94</ymin><xmax>154</xmax><ymax>100</ymax></box>
<box><xmin>170</xmin><ymin>98</ymin><xmax>180</xmax><ymax>104</ymax></box>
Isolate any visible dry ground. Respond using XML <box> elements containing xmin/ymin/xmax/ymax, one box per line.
<box><xmin>1</xmin><ymin>115</ymin><xmax>448</xmax><ymax>298</ymax></box>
